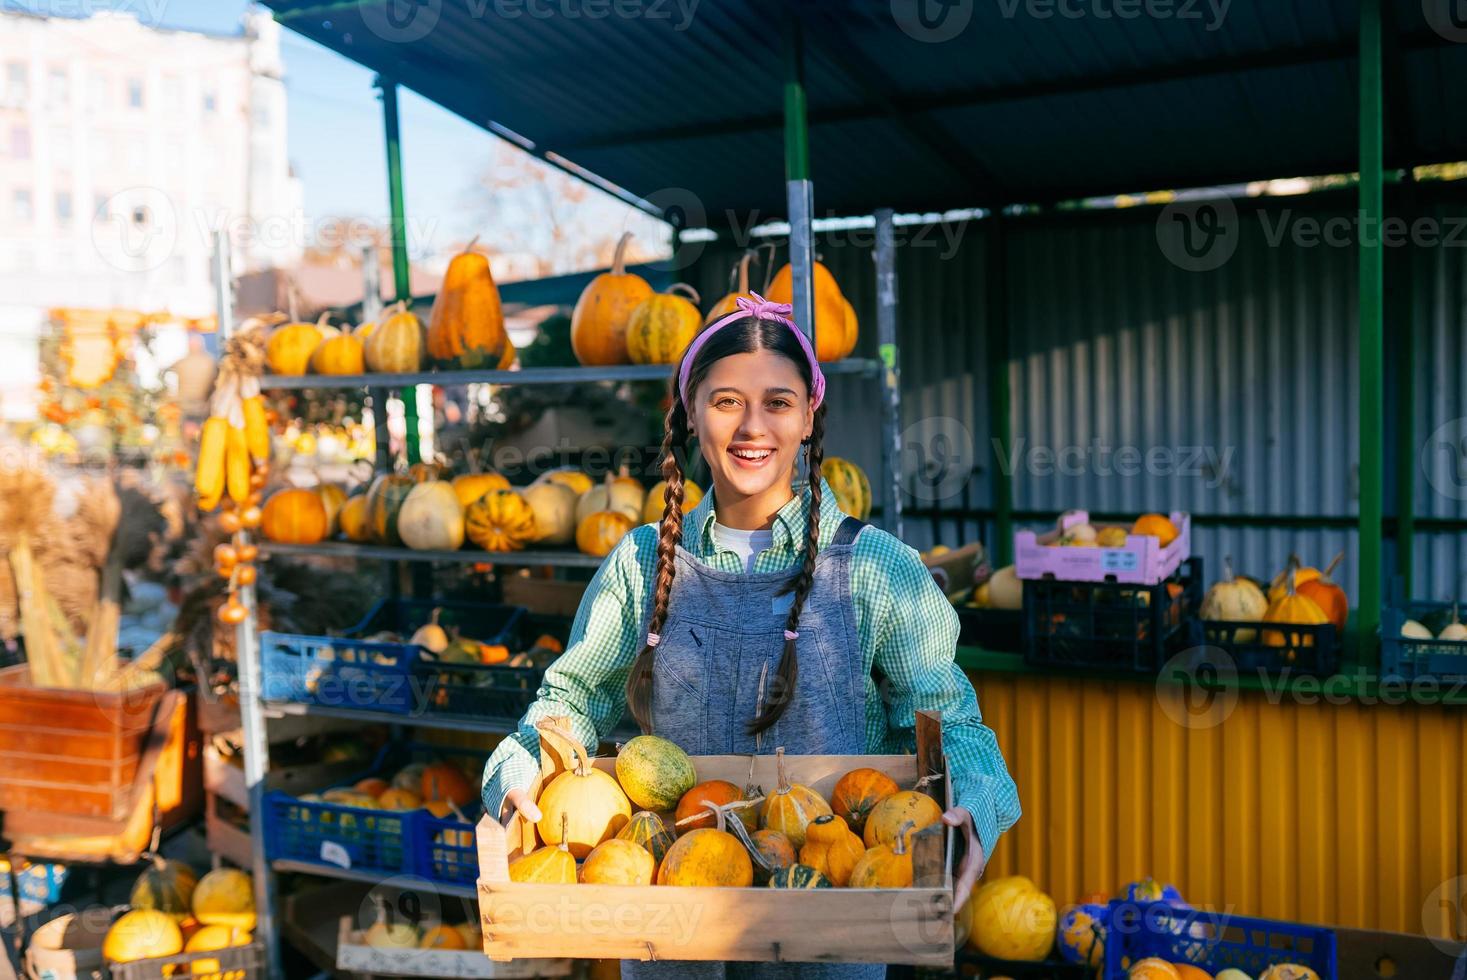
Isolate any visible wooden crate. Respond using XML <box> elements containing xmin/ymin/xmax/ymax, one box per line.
<box><xmin>336</xmin><ymin>918</ymin><xmax>572</xmax><ymax>978</ymax></box>
<box><xmin>476</xmin><ymin>713</ymin><xmax>954</xmax><ymax>966</ymax></box>
<box><xmin>0</xmin><ymin>664</ymin><xmax>167</xmax><ymax>820</ymax></box>
<box><xmin>500</xmin><ymin>578</ymin><xmax>587</xmax><ymax>619</ymax></box>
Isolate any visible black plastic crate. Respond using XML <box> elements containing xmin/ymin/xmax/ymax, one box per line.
<box><xmin>1023</xmin><ymin>558</ymin><xmax>1202</xmax><ymax>674</ymax></box>
<box><xmin>956</xmin><ymin>607</ymin><xmax>1023</xmax><ymax>653</ymax></box>
<box><xmin>1382</xmin><ymin>600</ymin><xmax>1467</xmax><ymax>680</ymax></box>
<box><xmin>1193</xmin><ymin>619</ymin><xmax>1341</xmax><ymax>676</ymax></box>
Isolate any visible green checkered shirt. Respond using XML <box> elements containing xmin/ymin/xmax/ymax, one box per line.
<box><xmin>481</xmin><ymin>479</ymin><xmax>1020</xmax><ymax>858</ymax></box>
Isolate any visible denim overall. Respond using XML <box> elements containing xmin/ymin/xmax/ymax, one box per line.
<box><xmin>622</xmin><ymin>516</ymin><xmax>886</xmax><ymax>980</ymax></box>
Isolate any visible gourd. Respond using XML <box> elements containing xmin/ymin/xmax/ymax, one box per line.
<box><xmin>766</xmin><ymin>260</ymin><xmax>854</xmax><ymax>362</ymax></box>
<box><xmin>408</xmin><ymin>459</ymin><xmax>449</xmax><ymax>483</ymax></box>
<box><xmin>103</xmin><ymin>909</ymin><xmax>183</xmax><ymax>963</ymax></box>
<box><xmin>427</xmin><ymin>236</ymin><xmax>509</xmax><ymax>368</ymax></box>
<box><xmin>616</xmin><ymin>811</ymin><xmax>677</xmax><ymax>873</ymax></box>
<box><xmin>1294</xmin><ymin>552</ymin><xmax>1348</xmax><ymax>633</ymax></box>
<box><xmin>580</xmin><ymin>838</ymin><xmax>655</xmax><ymax>885</ymax></box>
<box><xmin>984</xmin><ymin>565</ymin><xmax>1023</xmax><ymax>610</ymax></box>
<box><xmin>657</xmin><ymin>822</ymin><xmax>754</xmax><ymax>887</ymax></box>
<box><xmin>705</xmin><ymin>251</ymin><xmax>759</xmax><ymax>324</ymax></box>
<box><xmin>799</xmin><ymin>814</ymin><xmax>865</xmax><ymax>887</ymax></box>
<box><xmin>364</xmin><ymin>300</ymin><xmax>425</xmax><ymax>373</ymax></box>
<box><xmin>1268</xmin><ymin>554</ymin><xmax>1322</xmax><ymax>603</ymax></box>
<box><xmin>1200</xmin><ymin>556</ymin><xmax>1269</xmax><ymax>642</ymax></box>
<box><xmin>396</xmin><ymin>481</ymin><xmax>465</xmax><ymax>551</ymax></box>
<box><xmin>863</xmin><ymin>789</ymin><xmax>942</xmax><ymax>848</ymax></box>
<box><xmin>1126</xmin><ymin>958</ymin><xmax>1181</xmax><ymax>980</ymax></box>
<box><xmin>260</xmin><ymin>488</ymin><xmax>328</xmax><ymax>545</ymax></box>
<box><xmin>450</xmin><ymin>460</ymin><xmax>510</xmax><ymax>510</ymax></box>
<box><xmin>571</xmin><ymin>232</ymin><xmax>653</xmax><ymax>365</ymax></box>
<box><xmin>338</xmin><ymin>493</ymin><xmax>372</xmax><ymax>541</ymax></box>
<box><xmin>365</xmin><ymin>473</ymin><xmax>417</xmax><ymax>546</ymax></box>
<box><xmin>758</xmin><ymin>747</ymin><xmax>832</xmax><ymax>849</ymax></box>
<box><xmin>675</xmin><ymin>779</ymin><xmax>757</xmax><ymax>834</ymax></box>
<box><xmin>128</xmin><ymin>857</ymin><xmax>198</xmax><ymax>921</ymax></box>
<box><xmin>820</xmin><ymin>458</ymin><xmax>872</xmax><ymax>520</ymax></box>
<box><xmin>537</xmin><ymin>467</ymin><xmax>595</xmax><ymax>496</ymax></box>
<box><xmin>1258</xmin><ymin>966</ymin><xmax>1321</xmax><ymax>980</ymax></box>
<box><xmin>509</xmin><ymin>815</ymin><xmax>577</xmax><ymax>883</ymax></box>
<box><xmin>748</xmin><ymin>829</ymin><xmax>796</xmax><ymax>883</ymax></box>
<box><xmin>1130</xmin><ymin>513</ymin><xmax>1179</xmax><ymax>546</ymax></box>
<box><xmin>1262</xmin><ymin>570</ymin><xmax>1330</xmax><ymax>649</ymax></box>
<box><xmin>421</xmin><ymin>762</ymin><xmax>474</xmax><ymax>807</ymax></box>
<box><xmin>536</xmin><ymin>734</ymin><xmax>632</xmax><ymax>857</ymax></box>
<box><xmin>576</xmin><ymin>510</ymin><xmax>634</xmax><ymax>557</ymax></box>
<box><xmin>310</xmin><ymin>330</ymin><xmax>365</xmax><ymax>375</ymax></box>
<box><xmin>465</xmin><ymin>489</ymin><xmax>539</xmax><ymax>552</ymax></box>
<box><xmin>417</xmin><ymin>926</ymin><xmax>466</xmax><ymax>950</ymax></box>
<box><xmin>627</xmin><ymin>284</ymin><xmax>702</xmax><ymax>365</ymax></box>
<box><xmin>968</xmin><ymin>874</ymin><xmax>1058</xmax><ymax>961</ymax></box>
<box><xmin>1439</xmin><ymin>603</ymin><xmax>1467</xmax><ymax>641</ymax></box>
<box><xmin>524</xmin><ymin>481</ymin><xmax>578</xmax><ymax>545</ymax></box>
<box><xmin>847</xmin><ymin>820</ymin><xmax>916</xmax><ymax>888</ymax></box>
<box><xmin>829</xmin><ymin>767</ymin><xmax>899</xmax><ymax>837</ymax></box>
<box><xmin>642</xmin><ymin>478</ymin><xmax>703</xmax><ymax>524</ymax></box>
<box><xmin>1401</xmin><ymin>619</ymin><xmax>1434</xmax><ymax>639</ymax></box>
<box><xmin>576</xmin><ymin>466</ymin><xmax>646</xmax><ymax>525</ymax></box>
<box><xmin>192</xmin><ymin>868</ymin><xmax>256</xmax><ymax>930</ymax></box>
<box><xmin>364</xmin><ymin>919</ymin><xmax>420</xmax><ymax>949</ymax></box>
<box><xmin>315</xmin><ymin>483</ymin><xmax>348</xmax><ymax>537</ymax></box>
<box><xmin>767</xmin><ymin>864</ymin><xmax>832</xmax><ymax>889</ymax></box>
<box><xmin>377</xmin><ymin>788</ymin><xmax>422</xmax><ymax>811</ymax></box>
<box><xmin>615</xmin><ymin>735</ymin><xmax>697</xmax><ymax>811</ymax></box>
<box><xmin>265</xmin><ymin>315</ymin><xmax>327</xmax><ymax>375</ymax></box>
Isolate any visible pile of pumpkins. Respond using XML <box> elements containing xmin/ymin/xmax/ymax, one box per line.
<box><xmin>297</xmin><ymin>754</ymin><xmax>479</xmax><ymax>816</ymax></box>
<box><xmin>102</xmin><ymin>864</ymin><xmax>255</xmax><ymax>968</ymax></box>
<box><xmin>264</xmin><ymin>237</ymin><xmax>515</xmax><ymax>378</ymax></box>
<box><xmin>572</xmin><ymin>239</ymin><xmax>861</xmax><ymax>367</ymax></box>
<box><xmin>360</xmin><ymin>914</ymin><xmax>483</xmax><ymax>953</ymax></box>
<box><xmin>508</xmin><ymin>731</ymin><xmax>946</xmax><ymax>890</ymax></box>
<box><xmin>1200</xmin><ymin>554</ymin><xmax>1350</xmax><ymax>647</ymax></box>
<box><xmin>259</xmin><ymin>455</ymin><xmax>876</xmax><ymax>556</ymax></box>
<box><xmin>1399</xmin><ymin>601</ymin><xmax>1467</xmax><ymax>646</ymax></box>
<box><xmin>1041</xmin><ymin>512</ymin><xmax>1182</xmax><ymax>549</ymax></box>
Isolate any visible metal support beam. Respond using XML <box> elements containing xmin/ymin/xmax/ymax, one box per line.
<box><xmin>377</xmin><ymin>75</ymin><xmax>419</xmax><ymax>465</ymax></box>
<box><xmin>874</xmin><ymin>208</ymin><xmax>903</xmax><ymax>540</ymax></box>
<box><xmin>1391</xmin><ymin>176</ymin><xmax>1416</xmax><ymax>601</ymax></box>
<box><xmin>783</xmin><ymin>16</ymin><xmax>815</xmax><ymax>351</ymax></box>
<box><xmin>361</xmin><ymin>245</ymin><xmax>393</xmax><ymax>475</ymax></box>
<box><xmin>1358</xmin><ymin>0</ymin><xmax>1384</xmax><ymax>662</ymax></box>
<box><xmin>986</xmin><ymin>216</ymin><xmax>1014</xmax><ymax>567</ymax></box>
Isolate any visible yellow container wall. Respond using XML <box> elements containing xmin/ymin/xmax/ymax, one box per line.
<box><xmin>970</xmin><ymin>670</ymin><xmax>1466</xmax><ymax>941</ymax></box>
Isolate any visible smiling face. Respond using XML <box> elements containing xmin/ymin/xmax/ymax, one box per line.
<box><xmin>689</xmin><ymin>348</ymin><xmax>814</xmax><ymax>525</ymax></box>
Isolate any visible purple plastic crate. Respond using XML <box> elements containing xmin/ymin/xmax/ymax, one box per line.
<box><xmin>1015</xmin><ymin>510</ymin><xmax>1191</xmax><ymax>586</ymax></box>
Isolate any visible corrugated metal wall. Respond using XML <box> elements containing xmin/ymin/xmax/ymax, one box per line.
<box><xmin>970</xmin><ymin>668</ymin><xmax>1466</xmax><ymax>943</ymax></box>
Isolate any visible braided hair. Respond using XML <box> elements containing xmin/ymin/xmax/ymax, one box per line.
<box><xmin>624</xmin><ymin>315</ymin><xmax>828</xmax><ymax>737</ymax></box>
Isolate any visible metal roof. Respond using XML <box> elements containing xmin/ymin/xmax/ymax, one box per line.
<box><xmin>262</xmin><ymin>1</ymin><xmax>1467</xmax><ymax>224</ymax></box>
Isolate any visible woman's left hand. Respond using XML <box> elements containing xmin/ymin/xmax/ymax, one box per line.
<box><xmin>941</xmin><ymin>806</ymin><xmax>986</xmax><ymax>910</ymax></box>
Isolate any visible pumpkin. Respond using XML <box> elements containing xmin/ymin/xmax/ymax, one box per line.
<box><xmin>365</xmin><ymin>920</ymin><xmax>419</xmax><ymax>949</ymax></box>
<box><xmin>421</xmin><ymin>762</ymin><xmax>474</xmax><ymax>807</ymax></box>
<box><xmin>830</xmin><ymin>767</ymin><xmax>899</xmax><ymax>836</ymax></box>
<box><xmin>128</xmin><ymin>857</ymin><xmax>198</xmax><ymax>921</ymax></box>
<box><xmin>968</xmin><ymin>874</ymin><xmax>1057</xmax><ymax>961</ymax></box>
<box><xmin>1200</xmin><ymin>555</ymin><xmax>1269</xmax><ymax>642</ymax></box>
<box><xmin>537</xmin><ymin>467</ymin><xmax>595</xmax><ymax>496</ymax></box>
<box><xmin>839</xmin><ymin>296</ymin><xmax>859</xmax><ymax>358</ymax></box>
<box><xmin>184</xmin><ymin>922</ymin><xmax>253</xmax><ymax>974</ymax></box>
<box><xmin>580</xmin><ymin>838</ymin><xmax>656</xmax><ymax>885</ymax></box>
<box><xmin>397</xmin><ymin>481</ymin><xmax>465</xmax><ymax>551</ymax></box>
<box><xmin>1262</xmin><ymin>570</ymin><xmax>1330</xmax><ymax>648</ymax></box>
<box><xmin>408</xmin><ymin>460</ymin><xmax>449</xmax><ymax>483</ymax></box>
<box><xmin>821</xmin><ymin>458</ymin><xmax>872</xmax><ymax>520</ymax></box>
<box><xmin>749</xmin><ymin>829</ymin><xmax>796</xmax><ymax>883</ymax></box>
<box><xmin>536</xmin><ymin>732</ymin><xmax>632</xmax><ymax>857</ymax></box>
<box><xmin>642</xmin><ymin>478</ymin><xmax>703</xmax><ymax>524</ymax></box>
<box><xmin>615</xmin><ymin>735</ymin><xmax>697</xmax><ymax>811</ymax></box>
<box><xmin>863</xmin><ymin>790</ymin><xmax>942</xmax><ymax>848</ymax></box>
<box><xmin>657</xmin><ymin>827</ymin><xmax>753</xmax><ymax>887</ymax></box>
<box><xmin>1439</xmin><ymin>604</ymin><xmax>1467</xmax><ymax>641</ymax></box>
<box><xmin>1268</xmin><ymin>555</ymin><xmax>1322</xmax><ymax>603</ymax></box>
<box><xmin>576</xmin><ymin>467</ymin><xmax>646</xmax><ymax>525</ymax></box>
<box><xmin>705</xmin><ymin>250</ymin><xmax>759</xmax><ymax>324</ymax></box>
<box><xmin>627</xmin><ymin>284</ymin><xmax>702</xmax><ymax>365</ymax></box>
<box><xmin>192</xmin><ymin>868</ymin><xmax>255</xmax><ymax>930</ymax></box>
<box><xmin>985</xmin><ymin>565</ymin><xmax>1023</xmax><ymax>610</ymax></box>
<box><xmin>509</xmin><ymin>820</ymin><xmax>577</xmax><ymax>884</ymax></box>
<box><xmin>452</xmin><ymin>471</ymin><xmax>510</xmax><ymax>511</ymax></box>
<box><xmin>265</xmin><ymin>317</ymin><xmax>326</xmax><ymax>375</ymax></box>
<box><xmin>1259</xmin><ymin>967</ymin><xmax>1321</xmax><ymax>980</ymax></box>
<box><xmin>103</xmin><ymin>909</ymin><xmax>183</xmax><ymax>963</ymax></box>
<box><xmin>676</xmin><ymin>779</ymin><xmax>758</xmax><ymax>834</ymax></box>
<box><xmin>418</xmin><ymin>925</ymin><xmax>466</xmax><ymax>950</ymax></box>
<box><xmin>316</xmin><ymin>483</ymin><xmax>348</xmax><ymax>537</ymax></box>
<box><xmin>1127</xmin><ymin>959</ymin><xmax>1182</xmax><ymax>980</ymax></box>
<box><xmin>768</xmin><ymin>864</ymin><xmax>832</xmax><ymax>889</ymax></box>
<box><xmin>354</xmin><ymin>777</ymin><xmax>389</xmax><ymax>798</ymax></box>
<box><xmin>572</xmin><ymin>232</ymin><xmax>654</xmax><ymax>365</ymax></box>
<box><xmin>428</xmin><ymin>236</ymin><xmax>509</xmax><ymax>368</ymax></box>
<box><xmin>260</xmin><ymin>488</ymin><xmax>328</xmax><ymax>545</ymax></box>
<box><xmin>1295</xmin><ymin>552</ymin><xmax>1347</xmax><ymax>633</ymax></box>
<box><xmin>364</xmin><ymin>300</ymin><xmax>425</xmax><ymax>373</ymax></box>
<box><xmin>377</xmin><ymin>787</ymin><xmax>423</xmax><ymax>810</ymax></box>
<box><xmin>759</xmin><ymin>748</ymin><xmax>832</xmax><ymax>849</ymax></box>
<box><xmin>1130</xmin><ymin>513</ymin><xmax>1179</xmax><ymax>546</ymax></box>
<box><xmin>766</xmin><ymin>260</ymin><xmax>854</xmax><ymax>362</ymax></box>
<box><xmin>577</xmin><ymin>510</ymin><xmax>634</xmax><ymax>557</ymax></box>
<box><xmin>524</xmin><ymin>481</ymin><xmax>578</xmax><ymax>545</ymax></box>
<box><xmin>847</xmin><ymin>820</ymin><xmax>915</xmax><ymax>888</ymax></box>
<box><xmin>466</xmin><ymin>489</ymin><xmax>539</xmax><ymax>552</ymax></box>
<box><xmin>799</xmin><ymin>813</ymin><xmax>865</xmax><ymax>887</ymax></box>
<box><xmin>1173</xmin><ymin>966</ymin><xmax>1214</xmax><ymax>980</ymax></box>
<box><xmin>617</xmin><ymin>810</ymin><xmax>677</xmax><ymax>873</ymax></box>
<box><xmin>365</xmin><ymin>474</ymin><xmax>416</xmax><ymax>546</ymax></box>
<box><xmin>339</xmin><ymin>493</ymin><xmax>372</xmax><ymax>541</ymax></box>
<box><xmin>310</xmin><ymin>331</ymin><xmax>365</xmax><ymax>375</ymax></box>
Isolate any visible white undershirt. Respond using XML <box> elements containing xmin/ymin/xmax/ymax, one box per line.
<box><xmin>712</xmin><ymin>521</ymin><xmax>775</xmax><ymax>573</ymax></box>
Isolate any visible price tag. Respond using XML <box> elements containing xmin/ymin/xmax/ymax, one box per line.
<box><xmin>319</xmin><ymin>841</ymin><xmax>351</xmax><ymax>869</ymax></box>
<box><xmin>1102</xmin><ymin>550</ymin><xmax>1140</xmax><ymax>573</ymax></box>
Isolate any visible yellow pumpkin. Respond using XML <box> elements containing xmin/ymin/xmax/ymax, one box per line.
<box><xmin>364</xmin><ymin>300</ymin><xmax>424</xmax><ymax>373</ymax></box>
<box><xmin>705</xmin><ymin>251</ymin><xmax>759</xmax><ymax>325</ymax></box>
<box><xmin>465</xmin><ymin>489</ymin><xmax>538</xmax><ymax>552</ymax></box>
<box><xmin>968</xmin><ymin>875</ymin><xmax>1057</xmax><ymax>961</ymax></box>
<box><xmin>315</xmin><ymin>483</ymin><xmax>348</xmax><ymax>537</ymax></box>
<box><xmin>847</xmin><ymin>820</ymin><xmax>915</xmax><ymax>888</ymax></box>
<box><xmin>577</xmin><ymin>510</ymin><xmax>634</xmax><ymax>558</ymax></box>
<box><xmin>766</xmin><ymin>261</ymin><xmax>854</xmax><ymax>362</ymax></box>
<box><xmin>451</xmin><ymin>471</ymin><xmax>511</xmax><ymax>510</ymax></box>
<box><xmin>642</xmin><ymin>478</ymin><xmax>703</xmax><ymax>524</ymax></box>
<box><xmin>265</xmin><ymin>316</ymin><xmax>325</xmax><ymax>375</ymax></box>
<box><xmin>1262</xmin><ymin>570</ymin><xmax>1330</xmax><ymax>648</ymax></box>
<box><xmin>1128</xmin><ymin>959</ymin><xmax>1182</xmax><ymax>980</ymax></box>
<box><xmin>863</xmin><ymin>790</ymin><xmax>942</xmax><ymax>848</ymax></box>
<box><xmin>656</xmin><ymin>828</ymin><xmax>753</xmax><ymax>887</ymax></box>
<box><xmin>799</xmin><ymin>813</ymin><xmax>865</xmax><ymax>887</ymax></box>
<box><xmin>418</xmin><ymin>925</ymin><xmax>466</xmax><ymax>950</ymax></box>
<box><xmin>508</xmin><ymin>823</ymin><xmax>578</xmax><ymax>883</ymax></box>
<box><xmin>575</xmin><ymin>467</ymin><xmax>646</xmax><ymax>525</ymax></box>
<box><xmin>428</xmin><ymin>236</ymin><xmax>509</xmax><ymax>368</ymax></box>
<box><xmin>103</xmin><ymin>909</ymin><xmax>183</xmax><ymax>963</ymax></box>
<box><xmin>571</xmin><ymin>232</ymin><xmax>653</xmax><ymax>365</ymax></box>
<box><xmin>310</xmin><ymin>331</ymin><xmax>365</xmax><ymax>375</ymax></box>
<box><xmin>536</xmin><ymin>736</ymin><xmax>632</xmax><ymax>858</ymax></box>
<box><xmin>759</xmin><ymin>748</ymin><xmax>832</xmax><ymax>849</ymax></box>
<box><xmin>821</xmin><ymin>458</ymin><xmax>872</xmax><ymax>521</ymax></box>
<box><xmin>397</xmin><ymin>481</ymin><xmax>465</xmax><ymax>551</ymax></box>
<box><xmin>260</xmin><ymin>488</ymin><xmax>328</xmax><ymax>545</ymax></box>
<box><xmin>191</xmin><ymin>868</ymin><xmax>255</xmax><ymax>930</ymax></box>
<box><xmin>538</xmin><ymin>467</ymin><xmax>595</xmax><ymax>496</ymax></box>
<box><xmin>524</xmin><ymin>481</ymin><xmax>579</xmax><ymax>545</ymax></box>
<box><xmin>626</xmin><ymin>284</ymin><xmax>702</xmax><ymax>365</ymax></box>
<box><xmin>580</xmin><ymin>838</ymin><xmax>656</xmax><ymax>885</ymax></box>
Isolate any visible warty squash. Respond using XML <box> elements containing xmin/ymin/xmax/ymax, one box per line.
<box><xmin>535</xmin><ymin>731</ymin><xmax>631</xmax><ymax>857</ymax></box>
<box><xmin>571</xmin><ymin>232</ymin><xmax>653</xmax><ymax>365</ymax></box>
<box><xmin>759</xmin><ymin>747</ymin><xmax>832</xmax><ymax>849</ymax></box>
<box><xmin>465</xmin><ymin>489</ymin><xmax>538</xmax><ymax>552</ymax></box>
<box><xmin>427</xmin><ymin>236</ymin><xmax>509</xmax><ymax>369</ymax></box>
<box><xmin>626</xmin><ymin>284</ymin><xmax>702</xmax><ymax>365</ymax></box>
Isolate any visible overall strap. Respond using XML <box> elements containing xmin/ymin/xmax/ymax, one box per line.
<box><xmin>830</xmin><ymin>515</ymin><xmax>867</xmax><ymax>549</ymax></box>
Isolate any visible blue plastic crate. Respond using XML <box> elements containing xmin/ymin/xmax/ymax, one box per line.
<box><xmin>1381</xmin><ymin>601</ymin><xmax>1467</xmax><ymax>680</ymax></box>
<box><xmin>1103</xmin><ymin>901</ymin><xmax>1336</xmax><ymax>979</ymax></box>
<box><xmin>416</xmin><ymin>806</ymin><xmax>480</xmax><ymax>886</ymax></box>
<box><xmin>0</xmin><ymin>859</ymin><xmax>67</xmax><ymax>905</ymax></box>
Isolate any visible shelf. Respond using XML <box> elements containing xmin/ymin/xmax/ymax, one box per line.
<box><xmin>262</xmin><ymin>699</ymin><xmax>641</xmax><ymax>743</ymax></box>
<box><xmin>272</xmin><ymin>859</ymin><xmax>477</xmax><ymax>899</ymax></box>
<box><xmin>258</xmin><ymin>540</ymin><xmax>607</xmax><ymax>567</ymax></box>
<box><xmin>260</xmin><ymin>357</ymin><xmax>880</xmax><ymax>390</ymax></box>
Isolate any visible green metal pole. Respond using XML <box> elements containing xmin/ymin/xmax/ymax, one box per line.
<box><xmin>987</xmin><ymin>215</ymin><xmax>1014</xmax><ymax>566</ymax></box>
<box><xmin>377</xmin><ymin>75</ymin><xmax>419</xmax><ymax>465</ymax></box>
<box><xmin>1392</xmin><ymin>175</ymin><xmax>1416</xmax><ymax>603</ymax></box>
<box><xmin>1358</xmin><ymin>0</ymin><xmax>1384</xmax><ymax>664</ymax></box>
<box><xmin>783</xmin><ymin>27</ymin><xmax>809</xmax><ymax>183</ymax></box>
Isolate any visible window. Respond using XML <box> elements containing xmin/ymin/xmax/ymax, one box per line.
<box><xmin>126</xmin><ymin>77</ymin><xmax>143</xmax><ymax>109</ymax></box>
<box><xmin>55</xmin><ymin>191</ymin><xmax>72</xmax><ymax>224</ymax></box>
<box><xmin>13</xmin><ymin>189</ymin><xmax>32</xmax><ymax>222</ymax></box>
<box><xmin>10</xmin><ymin>126</ymin><xmax>30</xmax><ymax>160</ymax></box>
<box><xmin>5</xmin><ymin>63</ymin><xmax>27</xmax><ymax>104</ymax></box>
<box><xmin>202</xmin><ymin>89</ymin><xmax>216</xmax><ymax>114</ymax></box>
<box><xmin>47</xmin><ymin>68</ymin><xmax>67</xmax><ymax>109</ymax></box>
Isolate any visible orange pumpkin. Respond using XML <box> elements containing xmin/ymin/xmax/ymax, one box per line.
<box><xmin>758</xmin><ymin>747</ymin><xmax>832</xmax><ymax>849</ymax></box>
<box><xmin>862</xmin><ymin>790</ymin><xmax>942</xmax><ymax>848</ymax></box>
<box><xmin>1130</xmin><ymin>513</ymin><xmax>1180</xmax><ymax>546</ymax></box>
<box><xmin>704</xmin><ymin>251</ymin><xmax>759</xmax><ymax>324</ymax></box>
<box><xmin>626</xmin><ymin>284</ymin><xmax>702</xmax><ymax>365</ymax></box>
<box><xmin>799</xmin><ymin>813</ymin><xmax>865</xmax><ymax>887</ymax></box>
<box><xmin>260</xmin><ymin>488</ymin><xmax>328</xmax><ymax>544</ymax></box>
<box><xmin>1295</xmin><ymin>552</ymin><xmax>1347</xmax><ymax>633</ymax></box>
<box><xmin>265</xmin><ymin>315</ymin><xmax>326</xmax><ymax>375</ymax></box>
<box><xmin>421</xmin><ymin>763</ymin><xmax>474</xmax><ymax>807</ymax></box>
<box><xmin>571</xmin><ymin>232</ymin><xmax>653</xmax><ymax>365</ymax></box>
<box><xmin>765</xmin><ymin>260</ymin><xmax>854</xmax><ymax>362</ymax></box>
<box><xmin>848</xmin><ymin>819</ymin><xmax>916</xmax><ymax>888</ymax></box>
<box><xmin>830</xmin><ymin>767</ymin><xmax>899</xmax><ymax>836</ymax></box>
<box><xmin>310</xmin><ymin>331</ymin><xmax>365</xmax><ymax>375</ymax></box>
<box><xmin>675</xmin><ymin>779</ymin><xmax>756</xmax><ymax>833</ymax></box>
<box><xmin>656</xmin><ymin>828</ymin><xmax>753</xmax><ymax>887</ymax></box>
<box><xmin>427</xmin><ymin>236</ymin><xmax>509</xmax><ymax>368</ymax></box>
<box><xmin>465</xmin><ymin>489</ymin><xmax>538</xmax><ymax>552</ymax></box>
<box><xmin>576</xmin><ymin>510</ymin><xmax>634</xmax><ymax>558</ymax></box>
<box><xmin>749</xmin><ymin>829</ymin><xmax>796</xmax><ymax>883</ymax></box>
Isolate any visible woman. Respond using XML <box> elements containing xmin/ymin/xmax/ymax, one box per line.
<box><xmin>481</xmin><ymin>294</ymin><xmax>1020</xmax><ymax>978</ymax></box>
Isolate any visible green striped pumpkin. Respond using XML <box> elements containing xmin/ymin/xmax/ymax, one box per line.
<box><xmin>821</xmin><ymin>457</ymin><xmax>872</xmax><ymax>520</ymax></box>
<box><xmin>128</xmin><ymin>858</ymin><xmax>198</xmax><ymax>920</ymax></box>
<box><xmin>626</xmin><ymin>285</ymin><xmax>701</xmax><ymax>365</ymax></box>
<box><xmin>767</xmin><ymin>864</ymin><xmax>831</xmax><ymax>889</ymax></box>
<box><xmin>617</xmin><ymin>810</ymin><xmax>677</xmax><ymax>872</ymax></box>
<box><xmin>365</xmin><ymin>473</ymin><xmax>416</xmax><ymax>545</ymax></box>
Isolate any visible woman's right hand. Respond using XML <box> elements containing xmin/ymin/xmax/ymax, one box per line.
<box><xmin>501</xmin><ymin>786</ymin><xmax>542</xmax><ymax>828</ymax></box>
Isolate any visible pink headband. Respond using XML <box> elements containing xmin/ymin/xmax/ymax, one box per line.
<box><xmin>677</xmin><ymin>292</ymin><xmax>826</xmax><ymax>410</ymax></box>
